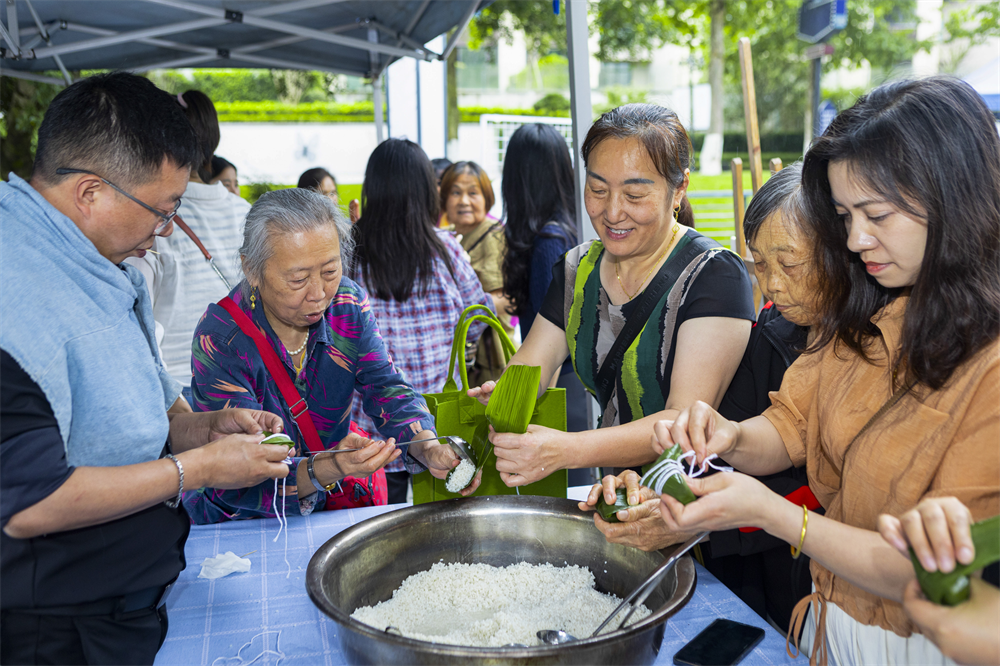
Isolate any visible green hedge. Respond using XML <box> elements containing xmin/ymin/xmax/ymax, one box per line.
<box><xmin>215</xmin><ymin>101</ymin><xmax>571</xmax><ymax>123</ymax></box>
<box><xmin>216</xmin><ymin>101</ymin><xmax>378</xmax><ymax>123</ymax></box>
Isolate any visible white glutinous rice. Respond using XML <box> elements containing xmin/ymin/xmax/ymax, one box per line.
<box><xmin>445</xmin><ymin>459</ymin><xmax>476</xmax><ymax>493</ymax></box>
<box><xmin>350</xmin><ymin>561</ymin><xmax>651</xmax><ymax>647</ymax></box>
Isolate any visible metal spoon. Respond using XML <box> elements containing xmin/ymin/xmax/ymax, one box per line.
<box><xmin>536</xmin><ymin>629</ymin><xmax>576</xmax><ymax>645</ymax></box>
<box><xmin>536</xmin><ymin>531</ymin><xmax>708</xmax><ymax>646</ymax></box>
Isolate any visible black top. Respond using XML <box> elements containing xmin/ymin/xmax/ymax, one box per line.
<box><xmin>538</xmin><ymin>237</ymin><xmax>756</xmax><ymax>425</ymax></box>
<box><xmin>0</xmin><ymin>349</ymin><xmax>189</xmax><ymax>609</ymax></box>
<box><xmin>519</xmin><ymin>223</ymin><xmax>574</xmax><ymax>339</ymax></box>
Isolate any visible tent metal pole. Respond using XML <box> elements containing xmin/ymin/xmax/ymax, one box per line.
<box><xmin>565</xmin><ymin>0</ymin><xmax>598</xmax><ymax>436</ymax></box>
<box><xmin>369</xmin><ymin>20</ymin><xmax>439</xmax><ymax>56</ymax></box>
<box><xmin>565</xmin><ymin>0</ymin><xmax>594</xmax><ymax>243</ymax></box>
<box><xmin>20</xmin><ymin>19</ymin><xmax>60</xmax><ymax>50</ymax></box>
<box><xmin>369</xmin><ymin>28</ymin><xmax>385</xmax><ymax>143</ymax></box>
<box><xmin>236</xmin><ymin>12</ymin><xmax>433</xmax><ymax>61</ymax></box>
<box><xmin>55</xmin><ymin>21</ymin><xmax>217</xmax><ymax>56</ymax></box>
<box><xmin>0</xmin><ymin>21</ymin><xmax>19</xmax><ymax>56</ymax></box>
<box><xmin>6</xmin><ymin>1</ymin><xmax>19</xmax><ymax>50</ymax></box>
<box><xmin>441</xmin><ymin>0</ymin><xmax>479</xmax><ymax>61</ymax></box>
<box><xmin>0</xmin><ymin>67</ymin><xmax>64</xmax><ymax>85</ymax></box>
<box><xmin>403</xmin><ymin>0</ymin><xmax>433</xmax><ymax>36</ymax></box>
<box><xmin>23</xmin><ymin>0</ymin><xmax>72</xmax><ymax>84</ymax></box>
<box><xmin>30</xmin><ymin>17</ymin><xmax>226</xmax><ymax>59</ymax></box>
<box><xmin>230</xmin><ymin>21</ymin><xmax>359</xmax><ymax>55</ymax></box>
<box><xmin>250</xmin><ymin>0</ymin><xmax>350</xmax><ymax>18</ymax></box>
<box><xmin>144</xmin><ymin>0</ymin><xmax>434</xmax><ymax>61</ymax></box>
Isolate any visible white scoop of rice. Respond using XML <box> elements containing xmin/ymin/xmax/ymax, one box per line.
<box><xmin>351</xmin><ymin>561</ymin><xmax>651</xmax><ymax>647</ymax></box>
<box><xmin>445</xmin><ymin>459</ymin><xmax>476</xmax><ymax>493</ymax></box>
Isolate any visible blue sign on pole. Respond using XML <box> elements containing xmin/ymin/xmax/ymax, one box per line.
<box><xmin>817</xmin><ymin>100</ymin><xmax>838</xmax><ymax>136</ymax></box>
<box><xmin>798</xmin><ymin>0</ymin><xmax>848</xmax><ymax>43</ymax></box>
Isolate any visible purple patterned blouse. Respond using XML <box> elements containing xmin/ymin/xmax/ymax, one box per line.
<box><xmin>184</xmin><ymin>278</ymin><xmax>431</xmax><ymax>525</ymax></box>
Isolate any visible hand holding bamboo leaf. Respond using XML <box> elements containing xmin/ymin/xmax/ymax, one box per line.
<box><xmin>482</xmin><ymin>365</ymin><xmax>566</xmax><ymax>487</ymax></box>
<box><xmin>879</xmin><ymin>497</ymin><xmax>1000</xmax><ymax>606</ymax></box>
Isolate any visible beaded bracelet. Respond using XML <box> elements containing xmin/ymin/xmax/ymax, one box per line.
<box><xmin>790</xmin><ymin>504</ymin><xmax>809</xmax><ymax>559</ymax></box>
<box><xmin>165</xmin><ymin>454</ymin><xmax>184</xmax><ymax>509</ymax></box>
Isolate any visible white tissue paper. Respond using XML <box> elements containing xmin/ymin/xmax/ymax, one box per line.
<box><xmin>198</xmin><ymin>551</ymin><xmax>252</xmax><ymax>579</ymax></box>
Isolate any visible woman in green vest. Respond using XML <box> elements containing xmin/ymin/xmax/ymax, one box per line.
<box><xmin>470</xmin><ymin>104</ymin><xmax>755</xmax><ymax>505</ymax></box>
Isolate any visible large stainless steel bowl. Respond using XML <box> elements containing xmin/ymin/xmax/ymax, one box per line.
<box><xmin>307</xmin><ymin>495</ymin><xmax>696</xmax><ymax>665</ymax></box>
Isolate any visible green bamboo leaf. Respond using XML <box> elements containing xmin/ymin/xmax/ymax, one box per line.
<box><xmin>911</xmin><ymin>514</ymin><xmax>1000</xmax><ymax>606</ymax></box>
<box><xmin>639</xmin><ymin>443</ymin><xmax>697</xmax><ymax>505</ymax></box>
<box><xmin>261</xmin><ymin>431</ymin><xmax>294</xmax><ymax>448</ymax></box>
<box><xmin>596</xmin><ymin>487</ymin><xmax>631</xmax><ymax>523</ymax></box>
<box><xmin>485</xmin><ymin>365</ymin><xmax>542</xmax><ymax>435</ymax></box>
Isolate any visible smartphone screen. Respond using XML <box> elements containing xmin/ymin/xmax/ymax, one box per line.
<box><xmin>672</xmin><ymin>618</ymin><xmax>766</xmax><ymax>666</ymax></box>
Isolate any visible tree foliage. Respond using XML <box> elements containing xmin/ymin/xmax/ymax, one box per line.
<box><xmin>719</xmin><ymin>0</ymin><xmax>931</xmax><ymax>131</ymax></box>
<box><xmin>1</xmin><ymin>76</ymin><xmax>63</xmax><ymax>180</ymax></box>
<box><xmin>471</xmin><ymin>0</ymin><xmax>995</xmax><ymax>133</ymax></box>
<box><xmin>469</xmin><ymin>0</ymin><xmax>693</xmax><ymax>61</ymax></box>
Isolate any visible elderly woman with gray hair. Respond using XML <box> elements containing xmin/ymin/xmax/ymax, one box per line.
<box><xmin>185</xmin><ymin>188</ymin><xmax>467</xmax><ymax>525</ymax></box>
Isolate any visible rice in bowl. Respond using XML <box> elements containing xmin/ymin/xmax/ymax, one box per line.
<box><xmin>351</xmin><ymin>561</ymin><xmax>651</xmax><ymax>647</ymax></box>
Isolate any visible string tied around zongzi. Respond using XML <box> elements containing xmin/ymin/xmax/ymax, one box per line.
<box><xmin>639</xmin><ymin>444</ymin><xmax>732</xmax><ymax>504</ymax></box>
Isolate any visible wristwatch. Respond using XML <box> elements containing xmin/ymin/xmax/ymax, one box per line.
<box><xmin>307</xmin><ymin>453</ymin><xmax>340</xmax><ymax>494</ymax></box>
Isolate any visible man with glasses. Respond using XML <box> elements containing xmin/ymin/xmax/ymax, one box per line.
<box><xmin>0</xmin><ymin>72</ymin><xmax>291</xmax><ymax>665</ymax></box>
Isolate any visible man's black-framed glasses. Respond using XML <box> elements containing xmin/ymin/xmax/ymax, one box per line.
<box><xmin>55</xmin><ymin>168</ymin><xmax>181</xmax><ymax>235</ymax></box>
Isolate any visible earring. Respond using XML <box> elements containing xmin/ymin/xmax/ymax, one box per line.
<box><xmin>250</xmin><ymin>287</ymin><xmax>256</xmax><ymax>310</ymax></box>
<box><xmin>673</xmin><ymin>205</ymin><xmax>680</xmax><ymax>220</ymax></box>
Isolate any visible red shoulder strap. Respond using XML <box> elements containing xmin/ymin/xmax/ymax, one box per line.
<box><xmin>217</xmin><ymin>296</ymin><xmax>319</xmax><ymax>454</ymax></box>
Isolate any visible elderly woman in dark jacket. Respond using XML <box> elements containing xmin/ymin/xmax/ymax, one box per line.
<box><xmin>580</xmin><ymin>164</ymin><xmax>821</xmax><ymax>632</ymax></box>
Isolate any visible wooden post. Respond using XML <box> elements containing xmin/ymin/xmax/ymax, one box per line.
<box><xmin>738</xmin><ymin>37</ymin><xmax>763</xmax><ymax>195</ymax></box>
<box><xmin>731</xmin><ymin>157</ymin><xmax>746</xmax><ymax>258</ymax></box>
<box><xmin>769</xmin><ymin>157</ymin><xmax>783</xmax><ymax>174</ymax></box>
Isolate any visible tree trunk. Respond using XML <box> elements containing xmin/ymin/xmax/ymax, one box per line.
<box><xmin>699</xmin><ymin>0</ymin><xmax>725</xmax><ymax>175</ymax></box>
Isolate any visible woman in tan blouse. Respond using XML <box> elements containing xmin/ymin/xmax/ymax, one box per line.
<box><xmin>652</xmin><ymin>77</ymin><xmax>1000</xmax><ymax>666</ymax></box>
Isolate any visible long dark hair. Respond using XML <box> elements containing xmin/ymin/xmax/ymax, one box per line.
<box><xmin>802</xmin><ymin>76</ymin><xmax>1000</xmax><ymax>390</ymax></box>
<box><xmin>501</xmin><ymin>124</ymin><xmax>578</xmax><ymax>315</ymax></box>
<box><xmin>582</xmin><ymin>103</ymin><xmax>695</xmax><ymax>228</ymax></box>
<box><xmin>351</xmin><ymin>138</ymin><xmax>454</xmax><ymax>302</ymax></box>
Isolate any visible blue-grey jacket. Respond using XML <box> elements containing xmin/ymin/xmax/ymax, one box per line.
<box><xmin>0</xmin><ymin>174</ymin><xmax>180</xmax><ymax>467</ymax></box>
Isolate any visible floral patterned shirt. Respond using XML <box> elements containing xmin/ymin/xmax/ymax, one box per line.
<box><xmin>184</xmin><ymin>278</ymin><xmax>432</xmax><ymax>524</ymax></box>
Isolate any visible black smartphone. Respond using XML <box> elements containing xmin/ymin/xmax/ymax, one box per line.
<box><xmin>672</xmin><ymin>618</ymin><xmax>766</xmax><ymax>666</ymax></box>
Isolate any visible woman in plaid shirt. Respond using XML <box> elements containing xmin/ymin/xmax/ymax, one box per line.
<box><xmin>350</xmin><ymin>139</ymin><xmax>494</xmax><ymax>503</ymax></box>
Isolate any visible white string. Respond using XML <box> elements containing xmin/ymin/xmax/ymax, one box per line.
<box><xmin>640</xmin><ymin>450</ymin><xmax>732</xmax><ymax>496</ymax></box>
<box><xmin>270</xmin><ymin>456</ymin><xmax>293</xmax><ymax>578</ymax></box>
<box><xmin>211</xmin><ymin>629</ymin><xmax>283</xmax><ymax>666</ymax></box>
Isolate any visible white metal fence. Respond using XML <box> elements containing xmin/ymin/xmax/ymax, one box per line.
<box><xmin>478</xmin><ymin>113</ymin><xmax>574</xmax><ymax>184</ymax></box>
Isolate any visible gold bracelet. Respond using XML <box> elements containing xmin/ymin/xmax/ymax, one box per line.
<box><xmin>790</xmin><ymin>504</ymin><xmax>809</xmax><ymax>559</ymax></box>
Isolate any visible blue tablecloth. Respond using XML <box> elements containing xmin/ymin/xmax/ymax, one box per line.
<box><xmin>154</xmin><ymin>502</ymin><xmax>805</xmax><ymax>666</ymax></box>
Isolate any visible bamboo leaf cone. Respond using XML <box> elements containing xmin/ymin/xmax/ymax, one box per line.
<box><xmin>911</xmin><ymin>514</ymin><xmax>1000</xmax><ymax>606</ymax></box>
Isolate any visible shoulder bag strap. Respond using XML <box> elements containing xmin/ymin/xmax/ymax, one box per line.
<box><xmin>594</xmin><ymin>235</ymin><xmax>717</xmax><ymax>414</ymax></box>
<box><xmin>465</xmin><ymin>222</ymin><xmax>502</xmax><ymax>254</ymax></box>
<box><xmin>217</xmin><ymin>297</ymin><xmax>319</xmax><ymax>454</ymax></box>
